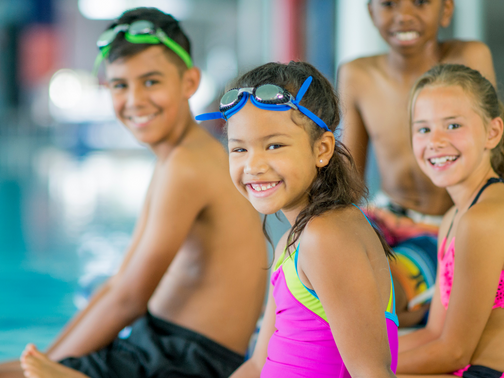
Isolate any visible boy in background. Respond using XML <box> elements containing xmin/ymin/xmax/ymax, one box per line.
<box><xmin>338</xmin><ymin>0</ymin><xmax>496</xmax><ymax>326</ymax></box>
<box><xmin>0</xmin><ymin>7</ymin><xmax>267</xmax><ymax>378</ymax></box>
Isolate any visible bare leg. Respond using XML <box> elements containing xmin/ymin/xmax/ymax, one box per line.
<box><xmin>0</xmin><ymin>360</ymin><xmax>24</xmax><ymax>378</ymax></box>
<box><xmin>20</xmin><ymin>345</ymin><xmax>89</xmax><ymax>378</ymax></box>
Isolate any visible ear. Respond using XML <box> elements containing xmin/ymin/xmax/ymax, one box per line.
<box><xmin>182</xmin><ymin>67</ymin><xmax>201</xmax><ymax>99</ymax></box>
<box><xmin>440</xmin><ymin>0</ymin><xmax>454</xmax><ymax>28</ymax></box>
<box><xmin>486</xmin><ymin>117</ymin><xmax>504</xmax><ymax>150</ymax></box>
<box><xmin>315</xmin><ymin>131</ymin><xmax>336</xmax><ymax>168</ymax></box>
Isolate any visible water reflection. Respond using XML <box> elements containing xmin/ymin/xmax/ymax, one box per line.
<box><xmin>0</xmin><ymin>126</ymin><xmax>152</xmax><ymax>360</ymax></box>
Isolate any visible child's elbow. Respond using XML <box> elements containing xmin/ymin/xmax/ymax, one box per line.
<box><xmin>113</xmin><ymin>288</ymin><xmax>149</xmax><ymax>319</ymax></box>
<box><xmin>447</xmin><ymin>343</ymin><xmax>472</xmax><ymax>371</ymax></box>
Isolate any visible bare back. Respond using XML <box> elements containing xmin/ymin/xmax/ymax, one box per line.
<box><xmin>142</xmin><ymin>124</ymin><xmax>267</xmax><ymax>355</ymax></box>
<box><xmin>340</xmin><ymin>40</ymin><xmax>496</xmax><ymax>215</ymax></box>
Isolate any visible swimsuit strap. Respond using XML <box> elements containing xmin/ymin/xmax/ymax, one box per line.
<box><xmin>445</xmin><ymin>177</ymin><xmax>504</xmax><ymax>239</ymax></box>
<box><xmin>469</xmin><ymin>177</ymin><xmax>504</xmax><ymax>208</ymax></box>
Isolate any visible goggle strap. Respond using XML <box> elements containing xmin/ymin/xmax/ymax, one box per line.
<box><xmin>156</xmin><ymin>30</ymin><xmax>193</xmax><ymax>68</ymax></box>
<box><xmin>297</xmin><ymin>104</ymin><xmax>331</xmax><ymax>132</ymax></box>
<box><xmin>92</xmin><ymin>45</ymin><xmax>110</xmax><ymax>76</ymax></box>
<box><xmin>251</xmin><ymin>96</ymin><xmax>294</xmax><ymax>112</ymax></box>
<box><xmin>125</xmin><ymin>32</ymin><xmax>159</xmax><ymax>44</ymax></box>
<box><xmin>295</xmin><ymin>76</ymin><xmax>313</xmax><ymax>102</ymax></box>
<box><xmin>195</xmin><ymin>112</ymin><xmax>224</xmax><ymax>121</ymax></box>
<box><xmin>223</xmin><ymin>93</ymin><xmax>249</xmax><ymax>119</ymax></box>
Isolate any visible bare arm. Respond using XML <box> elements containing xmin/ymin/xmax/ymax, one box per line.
<box><xmin>398</xmin><ymin>271</ymin><xmax>445</xmax><ymax>352</ymax></box>
<box><xmin>230</xmin><ymin>232</ymin><xmax>288</xmax><ymax>378</ymax></box>
<box><xmin>48</xmin><ymin>156</ymin><xmax>211</xmax><ymax>360</ymax></box>
<box><xmin>338</xmin><ymin>62</ymin><xmax>369</xmax><ymax>178</ymax></box>
<box><xmin>397</xmin><ymin>208</ymin><xmax>504</xmax><ymax>374</ymax></box>
<box><xmin>300</xmin><ymin>214</ymin><xmax>395</xmax><ymax>378</ymax></box>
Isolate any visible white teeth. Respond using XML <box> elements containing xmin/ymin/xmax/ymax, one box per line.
<box><xmin>251</xmin><ymin>182</ymin><xmax>278</xmax><ymax>191</ymax></box>
<box><xmin>131</xmin><ymin>114</ymin><xmax>156</xmax><ymax>124</ymax></box>
<box><xmin>429</xmin><ymin>156</ymin><xmax>458</xmax><ymax>165</ymax></box>
<box><xmin>395</xmin><ymin>31</ymin><xmax>419</xmax><ymax>41</ymax></box>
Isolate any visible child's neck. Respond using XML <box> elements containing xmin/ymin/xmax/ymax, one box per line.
<box><xmin>447</xmin><ymin>164</ymin><xmax>496</xmax><ymax>213</ymax></box>
<box><xmin>151</xmin><ymin>115</ymin><xmax>196</xmax><ymax>161</ymax></box>
<box><xmin>386</xmin><ymin>39</ymin><xmax>443</xmax><ymax>78</ymax></box>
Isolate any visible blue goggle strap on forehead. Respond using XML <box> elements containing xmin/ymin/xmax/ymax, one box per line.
<box><xmin>195</xmin><ymin>76</ymin><xmax>331</xmax><ymax>132</ymax></box>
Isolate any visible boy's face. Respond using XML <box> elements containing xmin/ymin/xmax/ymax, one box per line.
<box><xmin>105</xmin><ymin>46</ymin><xmax>198</xmax><ymax>145</ymax></box>
<box><xmin>368</xmin><ymin>0</ymin><xmax>454</xmax><ymax>53</ymax></box>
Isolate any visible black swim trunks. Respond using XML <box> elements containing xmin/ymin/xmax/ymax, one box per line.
<box><xmin>60</xmin><ymin>312</ymin><xmax>244</xmax><ymax>378</ymax></box>
<box><xmin>458</xmin><ymin>365</ymin><xmax>504</xmax><ymax>378</ymax></box>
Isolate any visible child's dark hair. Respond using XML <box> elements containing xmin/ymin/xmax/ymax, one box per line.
<box><xmin>231</xmin><ymin>61</ymin><xmax>393</xmax><ymax>258</ymax></box>
<box><xmin>409</xmin><ymin>64</ymin><xmax>504</xmax><ymax>178</ymax></box>
<box><xmin>103</xmin><ymin>7</ymin><xmax>191</xmax><ymax>73</ymax></box>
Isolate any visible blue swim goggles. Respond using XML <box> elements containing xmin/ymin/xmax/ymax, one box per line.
<box><xmin>195</xmin><ymin>76</ymin><xmax>331</xmax><ymax>132</ymax></box>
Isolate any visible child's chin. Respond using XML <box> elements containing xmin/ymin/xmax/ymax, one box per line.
<box><xmin>251</xmin><ymin>203</ymin><xmax>281</xmax><ymax>216</ymax></box>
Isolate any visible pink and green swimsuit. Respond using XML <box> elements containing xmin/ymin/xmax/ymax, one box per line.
<box><xmin>261</xmin><ymin>244</ymin><xmax>399</xmax><ymax>377</ymax></box>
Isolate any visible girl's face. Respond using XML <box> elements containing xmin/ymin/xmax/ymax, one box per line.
<box><xmin>227</xmin><ymin>102</ymin><xmax>320</xmax><ymax>219</ymax></box>
<box><xmin>411</xmin><ymin>85</ymin><xmax>495</xmax><ymax>188</ymax></box>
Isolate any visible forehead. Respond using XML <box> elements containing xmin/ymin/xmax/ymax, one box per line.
<box><xmin>227</xmin><ymin>102</ymin><xmax>308</xmax><ymax>141</ymax></box>
<box><xmin>413</xmin><ymin>85</ymin><xmax>478</xmax><ymax>119</ymax></box>
<box><xmin>105</xmin><ymin>45</ymin><xmax>179</xmax><ymax>80</ymax></box>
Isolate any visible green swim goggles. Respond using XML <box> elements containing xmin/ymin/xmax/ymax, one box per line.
<box><xmin>93</xmin><ymin>20</ymin><xmax>193</xmax><ymax>74</ymax></box>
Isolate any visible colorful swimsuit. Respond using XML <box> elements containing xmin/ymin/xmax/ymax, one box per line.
<box><xmin>261</xmin><ymin>244</ymin><xmax>399</xmax><ymax>377</ymax></box>
<box><xmin>438</xmin><ymin>177</ymin><xmax>504</xmax><ymax>377</ymax></box>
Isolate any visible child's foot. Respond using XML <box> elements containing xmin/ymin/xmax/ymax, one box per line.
<box><xmin>20</xmin><ymin>344</ymin><xmax>89</xmax><ymax>378</ymax></box>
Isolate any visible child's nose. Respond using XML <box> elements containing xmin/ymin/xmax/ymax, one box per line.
<box><xmin>428</xmin><ymin>128</ymin><xmax>447</xmax><ymax>149</ymax></box>
<box><xmin>125</xmin><ymin>85</ymin><xmax>148</xmax><ymax>108</ymax></box>
<box><xmin>244</xmin><ymin>152</ymin><xmax>268</xmax><ymax>176</ymax></box>
<box><xmin>394</xmin><ymin>1</ymin><xmax>416</xmax><ymax>23</ymax></box>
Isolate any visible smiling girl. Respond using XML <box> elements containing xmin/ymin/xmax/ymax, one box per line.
<box><xmin>197</xmin><ymin>61</ymin><xmax>398</xmax><ymax>378</ymax></box>
<box><xmin>397</xmin><ymin>64</ymin><xmax>504</xmax><ymax>378</ymax></box>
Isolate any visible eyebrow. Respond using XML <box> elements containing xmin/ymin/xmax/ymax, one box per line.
<box><xmin>108</xmin><ymin>71</ymin><xmax>164</xmax><ymax>83</ymax></box>
<box><xmin>413</xmin><ymin>115</ymin><xmax>463</xmax><ymax>124</ymax></box>
<box><xmin>228</xmin><ymin>133</ymin><xmax>292</xmax><ymax>143</ymax></box>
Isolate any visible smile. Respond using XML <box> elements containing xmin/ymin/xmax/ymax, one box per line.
<box><xmin>128</xmin><ymin>113</ymin><xmax>158</xmax><ymax>125</ymax></box>
<box><xmin>394</xmin><ymin>31</ymin><xmax>419</xmax><ymax>41</ymax></box>
<box><xmin>250</xmin><ymin>182</ymin><xmax>279</xmax><ymax>192</ymax></box>
<box><xmin>428</xmin><ymin>155</ymin><xmax>458</xmax><ymax>166</ymax></box>
<box><xmin>246</xmin><ymin>181</ymin><xmax>282</xmax><ymax>197</ymax></box>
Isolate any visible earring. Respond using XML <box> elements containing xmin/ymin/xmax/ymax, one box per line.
<box><xmin>319</xmin><ymin>160</ymin><xmax>323</xmax><ymax>163</ymax></box>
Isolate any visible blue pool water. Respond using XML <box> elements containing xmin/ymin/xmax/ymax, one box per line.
<box><xmin>0</xmin><ymin>131</ymin><xmax>150</xmax><ymax>361</ymax></box>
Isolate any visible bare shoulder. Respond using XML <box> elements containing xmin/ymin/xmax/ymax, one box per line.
<box><xmin>443</xmin><ymin>40</ymin><xmax>495</xmax><ymax>84</ymax></box>
<box><xmin>338</xmin><ymin>55</ymin><xmax>382</xmax><ymax>86</ymax></box>
<box><xmin>444</xmin><ymin>39</ymin><xmax>491</xmax><ymax>59</ymax></box>
<box><xmin>154</xmin><ymin>126</ymin><xmax>228</xmax><ymax>200</ymax></box>
<box><xmin>458</xmin><ymin>189</ymin><xmax>504</xmax><ymax>257</ymax></box>
<box><xmin>301</xmin><ymin>206</ymin><xmax>370</xmax><ymax>260</ymax></box>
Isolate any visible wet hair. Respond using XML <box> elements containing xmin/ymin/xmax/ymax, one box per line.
<box><xmin>409</xmin><ymin>64</ymin><xmax>504</xmax><ymax>178</ymax></box>
<box><xmin>230</xmin><ymin>61</ymin><xmax>393</xmax><ymax>258</ymax></box>
<box><xmin>103</xmin><ymin>7</ymin><xmax>191</xmax><ymax>73</ymax></box>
